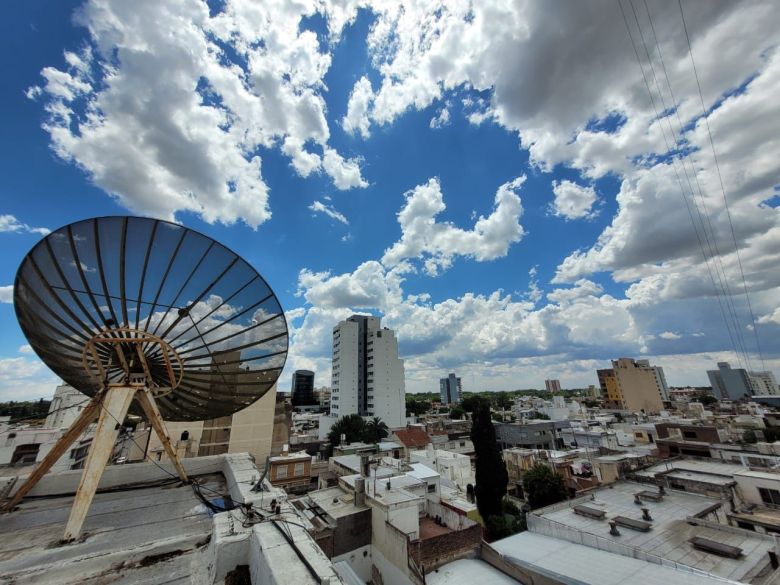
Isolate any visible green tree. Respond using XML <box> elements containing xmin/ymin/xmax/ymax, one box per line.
<box><xmin>523</xmin><ymin>463</ymin><xmax>568</xmax><ymax>509</ymax></box>
<box><xmin>694</xmin><ymin>393</ymin><xmax>718</xmax><ymax>406</ymax></box>
<box><xmin>449</xmin><ymin>405</ymin><xmax>466</xmax><ymax>420</ymax></box>
<box><xmin>328</xmin><ymin>414</ymin><xmax>366</xmax><ymax>446</ymax></box>
<box><xmin>461</xmin><ymin>395</ymin><xmax>482</xmax><ymax>413</ymax></box>
<box><xmin>362</xmin><ymin>417</ymin><xmax>389</xmax><ymax>443</ymax></box>
<box><xmin>530</xmin><ymin>411</ymin><xmax>550</xmax><ymax>420</ymax></box>
<box><xmin>405</xmin><ymin>397</ymin><xmax>431</xmax><ymax>417</ymax></box>
<box><xmin>471</xmin><ymin>399</ymin><xmax>508</xmax><ymax>521</ymax></box>
<box><xmin>494</xmin><ymin>391</ymin><xmax>512</xmax><ymax>411</ymax></box>
<box><xmin>764</xmin><ymin>427</ymin><xmax>780</xmax><ymax>442</ymax></box>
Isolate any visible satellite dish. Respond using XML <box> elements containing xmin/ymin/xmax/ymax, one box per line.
<box><xmin>5</xmin><ymin>216</ymin><xmax>288</xmax><ymax>540</ymax></box>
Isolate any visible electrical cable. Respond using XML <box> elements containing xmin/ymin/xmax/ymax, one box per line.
<box><xmin>677</xmin><ymin>0</ymin><xmax>766</xmax><ymax>372</ymax></box>
<box><xmin>628</xmin><ymin>0</ymin><xmax>752</xmax><ymax>371</ymax></box>
<box><xmin>617</xmin><ymin>0</ymin><xmax>750</xmax><ymax>370</ymax></box>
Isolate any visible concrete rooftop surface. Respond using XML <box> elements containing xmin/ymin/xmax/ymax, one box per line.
<box><xmin>0</xmin><ymin>474</ymin><xmax>221</xmax><ymax>584</ymax></box>
<box><xmin>533</xmin><ymin>481</ymin><xmax>778</xmax><ymax>583</ymax></box>
<box><xmin>490</xmin><ymin>531</ymin><xmax>744</xmax><ymax>585</ymax></box>
<box><xmin>0</xmin><ymin>453</ymin><xmax>343</xmax><ymax>585</ymax></box>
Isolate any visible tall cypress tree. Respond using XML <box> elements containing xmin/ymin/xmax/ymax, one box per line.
<box><xmin>470</xmin><ymin>398</ymin><xmax>508</xmax><ymax>520</ymax></box>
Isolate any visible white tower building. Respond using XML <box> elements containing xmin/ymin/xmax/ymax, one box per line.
<box><xmin>330</xmin><ymin>315</ymin><xmax>405</xmax><ymax>428</ymax></box>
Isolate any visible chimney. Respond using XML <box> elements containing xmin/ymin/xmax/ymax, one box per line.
<box><xmin>354</xmin><ymin>477</ymin><xmax>366</xmax><ymax>507</ymax></box>
<box><xmin>360</xmin><ymin>454</ymin><xmax>370</xmax><ymax>477</ymax></box>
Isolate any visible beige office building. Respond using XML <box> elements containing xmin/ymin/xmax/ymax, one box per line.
<box><xmin>598</xmin><ymin>358</ymin><xmax>665</xmax><ymax>413</ymax></box>
<box><xmin>140</xmin><ymin>385</ymin><xmax>289</xmax><ymax>467</ymax></box>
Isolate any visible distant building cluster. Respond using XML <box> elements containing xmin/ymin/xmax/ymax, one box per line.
<box><xmin>707</xmin><ymin>361</ymin><xmax>779</xmax><ymax>401</ymax></box>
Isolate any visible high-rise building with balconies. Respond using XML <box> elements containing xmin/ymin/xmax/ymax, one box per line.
<box><xmin>330</xmin><ymin>315</ymin><xmax>405</xmax><ymax>428</ymax></box>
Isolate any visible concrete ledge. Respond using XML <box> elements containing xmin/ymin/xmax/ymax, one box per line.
<box><xmin>9</xmin><ymin>455</ymin><xmax>226</xmax><ymax>498</ymax></box>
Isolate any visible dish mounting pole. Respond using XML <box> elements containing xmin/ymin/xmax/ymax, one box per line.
<box><xmin>2</xmin><ymin>329</ymin><xmax>189</xmax><ymax>543</ymax></box>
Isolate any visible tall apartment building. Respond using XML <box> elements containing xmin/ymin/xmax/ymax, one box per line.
<box><xmin>636</xmin><ymin>359</ymin><xmax>669</xmax><ymax>401</ymax></box>
<box><xmin>749</xmin><ymin>371</ymin><xmax>780</xmax><ymax>396</ymax></box>
<box><xmin>597</xmin><ymin>358</ymin><xmax>666</xmax><ymax>412</ymax></box>
<box><xmin>544</xmin><ymin>379</ymin><xmax>562</xmax><ymax>393</ymax></box>
<box><xmin>440</xmin><ymin>373</ymin><xmax>462</xmax><ymax>404</ymax></box>
<box><xmin>331</xmin><ymin>315</ymin><xmax>405</xmax><ymax>428</ymax></box>
<box><xmin>707</xmin><ymin>362</ymin><xmax>753</xmax><ymax>401</ymax></box>
<box><xmin>291</xmin><ymin>370</ymin><xmax>317</xmax><ymax>408</ymax></box>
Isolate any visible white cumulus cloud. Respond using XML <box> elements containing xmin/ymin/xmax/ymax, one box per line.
<box><xmin>0</xmin><ymin>214</ymin><xmax>50</xmax><ymax>235</ymax></box>
<box><xmin>550</xmin><ymin>180</ymin><xmax>598</xmax><ymax>220</ymax></box>
<box><xmin>382</xmin><ymin>176</ymin><xmax>525</xmax><ymax>275</ymax></box>
<box><xmin>29</xmin><ymin>0</ymin><xmax>368</xmax><ymax>229</ymax></box>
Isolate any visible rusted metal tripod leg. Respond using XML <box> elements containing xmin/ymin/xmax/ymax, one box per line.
<box><xmin>3</xmin><ymin>395</ymin><xmax>101</xmax><ymax>511</ymax></box>
<box><xmin>62</xmin><ymin>385</ymin><xmax>135</xmax><ymax>541</ymax></box>
<box><xmin>136</xmin><ymin>388</ymin><xmax>189</xmax><ymax>482</ymax></box>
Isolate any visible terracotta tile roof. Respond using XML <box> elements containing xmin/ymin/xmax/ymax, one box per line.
<box><xmin>393</xmin><ymin>427</ymin><xmax>431</xmax><ymax>449</ymax></box>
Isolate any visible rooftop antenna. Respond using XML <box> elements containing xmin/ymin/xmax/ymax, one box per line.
<box><xmin>2</xmin><ymin>216</ymin><xmax>288</xmax><ymax>541</ymax></box>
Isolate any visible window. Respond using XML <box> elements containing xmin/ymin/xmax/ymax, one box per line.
<box><xmin>683</xmin><ymin>430</ymin><xmax>698</xmax><ymax>440</ymax></box>
<box><xmin>427</xmin><ymin>484</ymin><xmax>436</xmax><ymax>493</ymax></box>
<box><xmin>276</xmin><ymin>465</ymin><xmax>288</xmax><ymax>479</ymax></box>
<box><xmin>460</xmin><ymin>441</ymin><xmax>466</xmax><ymax>447</ymax></box>
<box><xmin>294</xmin><ymin>462</ymin><xmax>305</xmax><ymax>476</ymax></box>
<box><xmin>759</xmin><ymin>487</ymin><xmax>780</xmax><ymax>506</ymax></box>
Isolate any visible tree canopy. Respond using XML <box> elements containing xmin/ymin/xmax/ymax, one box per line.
<box><xmin>405</xmin><ymin>396</ymin><xmax>432</xmax><ymax>417</ymax></box>
<box><xmin>523</xmin><ymin>463</ymin><xmax>568</xmax><ymax>509</ymax></box>
<box><xmin>0</xmin><ymin>399</ymin><xmax>51</xmax><ymax>422</ymax></box>
<box><xmin>328</xmin><ymin>414</ymin><xmax>367</xmax><ymax>446</ymax></box>
<box><xmin>327</xmin><ymin>414</ymin><xmax>390</xmax><ymax>446</ymax></box>
<box><xmin>470</xmin><ymin>398</ymin><xmax>508</xmax><ymax>521</ymax></box>
<box><xmin>363</xmin><ymin>417</ymin><xmax>389</xmax><ymax>443</ymax></box>
<box><xmin>449</xmin><ymin>405</ymin><xmax>466</xmax><ymax>420</ymax></box>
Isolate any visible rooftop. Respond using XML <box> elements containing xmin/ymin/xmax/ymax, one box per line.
<box><xmin>393</xmin><ymin>427</ymin><xmax>431</xmax><ymax>448</ymax></box>
<box><xmin>305</xmin><ymin>485</ymin><xmax>368</xmax><ymax>520</ymax></box>
<box><xmin>491</xmin><ymin>531</ymin><xmax>741</xmax><ymax>585</ymax></box>
<box><xmin>0</xmin><ymin>453</ymin><xmax>340</xmax><ymax>585</ymax></box>
<box><xmin>269</xmin><ymin>451</ymin><xmax>312</xmax><ymax>462</ymax></box>
<box><xmin>0</xmin><ymin>474</ymin><xmax>222</xmax><ymax>584</ymax></box>
<box><xmin>426</xmin><ymin>559</ymin><xmax>516</xmax><ymax>585</ymax></box>
<box><xmin>407</xmin><ymin>462</ymin><xmax>439</xmax><ymax>481</ymax></box>
<box><xmin>633</xmin><ymin>458</ymin><xmax>748</xmax><ymax>480</ymax></box>
<box><xmin>533</xmin><ymin>480</ymin><xmax>776</xmax><ymax>582</ymax></box>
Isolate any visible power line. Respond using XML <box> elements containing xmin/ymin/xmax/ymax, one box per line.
<box><xmin>626</xmin><ymin>0</ymin><xmax>752</xmax><ymax>371</ymax></box>
<box><xmin>677</xmin><ymin>0</ymin><xmax>766</xmax><ymax>372</ymax></box>
<box><xmin>616</xmin><ymin>0</ymin><xmax>748</xmax><ymax>370</ymax></box>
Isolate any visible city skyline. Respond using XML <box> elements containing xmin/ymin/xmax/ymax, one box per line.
<box><xmin>1</xmin><ymin>1</ymin><xmax>779</xmax><ymax>401</ymax></box>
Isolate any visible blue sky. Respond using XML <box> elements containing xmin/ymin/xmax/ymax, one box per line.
<box><xmin>1</xmin><ymin>0</ymin><xmax>779</xmax><ymax>400</ymax></box>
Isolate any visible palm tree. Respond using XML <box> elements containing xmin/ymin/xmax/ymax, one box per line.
<box><xmin>363</xmin><ymin>417</ymin><xmax>389</xmax><ymax>443</ymax></box>
<box><xmin>328</xmin><ymin>414</ymin><xmax>366</xmax><ymax>446</ymax></box>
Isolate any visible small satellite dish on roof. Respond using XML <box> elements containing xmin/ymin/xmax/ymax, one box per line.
<box><xmin>3</xmin><ymin>216</ymin><xmax>288</xmax><ymax>540</ymax></box>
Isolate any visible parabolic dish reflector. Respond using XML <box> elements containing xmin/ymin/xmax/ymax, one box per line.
<box><xmin>13</xmin><ymin>216</ymin><xmax>288</xmax><ymax>421</ymax></box>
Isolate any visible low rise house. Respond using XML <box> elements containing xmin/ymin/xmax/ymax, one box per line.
<box><xmin>655</xmin><ymin>422</ymin><xmax>729</xmax><ymax>458</ymax></box>
<box><xmin>269</xmin><ymin>450</ymin><xmax>313</xmax><ymax>494</ymax></box>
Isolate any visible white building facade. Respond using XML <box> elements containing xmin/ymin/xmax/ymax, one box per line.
<box><xmin>750</xmin><ymin>371</ymin><xmax>780</xmax><ymax>396</ymax></box>
<box><xmin>331</xmin><ymin>315</ymin><xmax>405</xmax><ymax>428</ymax></box>
<box><xmin>45</xmin><ymin>384</ymin><xmax>86</xmax><ymax>429</ymax></box>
